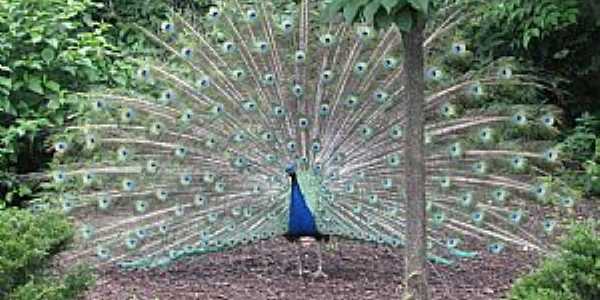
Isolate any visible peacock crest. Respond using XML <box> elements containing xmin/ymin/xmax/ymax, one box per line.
<box><xmin>42</xmin><ymin>0</ymin><xmax>576</xmax><ymax>269</ymax></box>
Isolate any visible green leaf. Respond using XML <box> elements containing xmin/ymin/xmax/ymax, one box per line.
<box><xmin>395</xmin><ymin>8</ymin><xmax>414</xmax><ymax>32</ymax></box>
<box><xmin>364</xmin><ymin>2</ymin><xmax>382</xmax><ymax>22</ymax></box>
<box><xmin>1</xmin><ymin>99</ymin><xmax>16</xmax><ymax>115</ymax></box>
<box><xmin>44</xmin><ymin>80</ymin><xmax>60</xmax><ymax>93</ymax></box>
<box><xmin>0</xmin><ymin>76</ymin><xmax>11</xmax><ymax>89</ymax></box>
<box><xmin>41</xmin><ymin>48</ymin><xmax>55</xmax><ymax>63</ymax></box>
<box><xmin>381</xmin><ymin>0</ymin><xmax>400</xmax><ymax>13</ymax></box>
<box><xmin>408</xmin><ymin>0</ymin><xmax>428</xmax><ymax>14</ymax></box>
<box><xmin>30</xmin><ymin>34</ymin><xmax>42</xmax><ymax>44</ymax></box>
<box><xmin>343</xmin><ymin>0</ymin><xmax>369</xmax><ymax>23</ymax></box>
<box><xmin>27</xmin><ymin>77</ymin><xmax>43</xmax><ymax>94</ymax></box>
<box><xmin>46</xmin><ymin>38</ymin><xmax>59</xmax><ymax>49</ymax></box>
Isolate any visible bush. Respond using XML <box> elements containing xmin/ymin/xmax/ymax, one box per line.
<box><xmin>0</xmin><ymin>208</ymin><xmax>73</xmax><ymax>297</ymax></box>
<box><xmin>509</xmin><ymin>221</ymin><xmax>600</xmax><ymax>300</ymax></box>
<box><xmin>0</xmin><ymin>0</ymin><xmax>133</xmax><ymax>207</ymax></box>
<box><xmin>560</xmin><ymin>113</ymin><xmax>600</xmax><ymax>196</ymax></box>
<box><xmin>466</xmin><ymin>0</ymin><xmax>600</xmax><ymax>117</ymax></box>
<box><xmin>7</xmin><ymin>265</ymin><xmax>94</xmax><ymax>300</ymax></box>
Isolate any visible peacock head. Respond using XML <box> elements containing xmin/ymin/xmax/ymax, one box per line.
<box><xmin>285</xmin><ymin>163</ymin><xmax>297</xmax><ymax>176</ymax></box>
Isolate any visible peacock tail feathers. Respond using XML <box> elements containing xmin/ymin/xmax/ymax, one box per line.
<box><xmin>41</xmin><ymin>0</ymin><xmax>577</xmax><ymax>269</ymax></box>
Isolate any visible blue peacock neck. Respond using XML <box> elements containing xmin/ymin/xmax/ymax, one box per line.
<box><xmin>287</xmin><ymin>172</ymin><xmax>319</xmax><ymax>237</ymax></box>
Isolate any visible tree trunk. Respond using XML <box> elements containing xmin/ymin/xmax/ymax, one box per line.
<box><xmin>402</xmin><ymin>16</ymin><xmax>429</xmax><ymax>300</ymax></box>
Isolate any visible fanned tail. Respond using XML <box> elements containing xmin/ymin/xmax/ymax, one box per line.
<box><xmin>42</xmin><ymin>0</ymin><xmax>577</xmax><ymax>269</ymax></box>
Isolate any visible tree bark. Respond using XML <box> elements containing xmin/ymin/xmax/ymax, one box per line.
<box><xmin>402</xmin><ymin>15</ymin><xmax>429</xmax><ymax>300</ymax></box>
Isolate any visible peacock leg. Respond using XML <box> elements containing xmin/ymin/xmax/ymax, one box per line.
<box><xmin>296</xmin><ymin>243</ymin><xmax>304</xmax><ymax>276</ymax></box>
<box><xmin>311</xmin><ymin>242</ymin><xmax>328</xmax><ymax>278</ymax></box>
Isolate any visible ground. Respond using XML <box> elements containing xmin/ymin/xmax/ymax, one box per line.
<box><xmin>80</xmin><ymin>200</ymin><xmax>599</xmax><ymax>300</ymax></box>
<box><xmin>83</xmin><ymin>238</ymin><xmax>538</xmax><ymax>300</ymax></box>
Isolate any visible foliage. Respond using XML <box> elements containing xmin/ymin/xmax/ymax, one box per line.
<box><xmin>560</xmin><ymin>113</ymin><xmax>600</xmax><ymax>196</ymax></box>
<box><xmin>326</xmin><ymin>0</ymin><xmax>430</xmax><ymax>31</ymax></box>
<box><xmin>465</xmin><ymin>0</ymin><xmax>600</xmax><ymax>116</ymax></box>
<box><xmin>94</xmin><ymin>0</ymin><xmax>210</xmax><ymax>56</ymax></box>
<box><xmin>7</xmin><ymin>265</ymin><xmax>94</xmax><ymax>300</ymax></box>
<box><xmin>469</xmin><ymin>0</ymin><xmax>579</xmax><ymax>51</ymax></box>
<box><xmin>0</xmin><ymin>0</ymin><xmax>136</xmax><ymax>206</ymax></box>
<box><xmin>509</xmin><ymin>221</ymin><xmax>600</xmax><ymax>300</ymax></box>
<box><xmin>0</xmin><ymin>208</ymin><xmax>74</xmax><ymax>297</ymax></box>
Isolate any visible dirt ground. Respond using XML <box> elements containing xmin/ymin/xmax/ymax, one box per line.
<box><xmin>83</xmin><ymin>238</ymin><xmax>539</xmax><ymax>300</ymax></box>
<box><xmin>77</xmin><ymin>199</ymin><xmax>598</xmax><ymax>300</ymax></box>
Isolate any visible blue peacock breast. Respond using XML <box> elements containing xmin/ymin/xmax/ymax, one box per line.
<box><xmin>287</xmin><ymin>176</ymin><xmax>319</xmax><ymax>237</ymax></box>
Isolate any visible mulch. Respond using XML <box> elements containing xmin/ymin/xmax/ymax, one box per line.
<box><xmin>83</xmin><ymin>238</ymin><xmax>539</xmax><ymax>300</ymax></box>
<box><xmin>77</xmin><ymin>199</ymin><xmax>597</xmax><ymax>300</ymax></box>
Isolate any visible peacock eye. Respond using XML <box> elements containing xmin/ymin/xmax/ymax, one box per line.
<box><xmin>357</xmin><ymin>26</ymin><xmax>373</xmax><ymax>39</ymax></box>
<box><xmin>180</xmin><ymin>174</ymin><xmax>192</xmax><ymax>185</ymax></box>
<box><xmin>274</xmin><ymin>106</ymin><xmax>285</xmax><ymax>116</ymax></box>
<box><xmin>182</xmin><ymin>48</ymin><xmax>192</xmax><ymax>58</ymax></box>
<box><xmin>447</xmin><ymin>238</ymin><xmax>459</xmax><ymax>248</ymax></box>
<box><xmin>161</xmin><ymin>22</ymin><xmax>175</xmax><ymax>33</ymax></box>
<box><xmin>513</xmin><ymin>112</ymin><xmax>528</xmax><ymax>125</ymax></box>
<box><xmin>281</xmin><ymin>20</ymin><xmax>293</xmax><ymax>32</ymax></box>
<box><xmin>312</xmin><ymin>141</ymin><xmax>321</xmax><ymax>152</ymax></box>
<box><xmin>387</xmin><ymin>153</ymin><xmax>400</xmax><ymax>167</ymax></box>
<box><xmin>232</xmin><ymin>69</ymin><xmax>245</xmax><ymax>79</ymax></box>
<box><xmin>97</xmin><ymin>246</ymin><xmax>111</xmax><ymax>259</ymax></box>
<box><xmin>93</xmin><ymin>100</ymin><xmax>104</xmax><ymax>110</ymax></box>
<box><xmin>138</xmin><ymin>68</ymin><xmax>149</xmax><ymax>79</ymax></box>
<box><xmin>197</xmin><ymin>76</ymin><xmax>211</xmax><ymax>89</ymax></box>
<box><xmin>98</xmin><ymin>194</ymin><xmax>111</xmax><ymax>210</ymax></box>
<box><xmin>319</xmin><ymin>104</ymin><xmax>330</xmax><ymax>116</ymax></box>
<box><xmin>451</xmin><ymin>41</ymin><xmax>466</xmax><ymax>55</ymax></box>
<box><xmin>293</xmin><ymin>84</ymin><xmax>303</xmax><ymax>97</ymax></box>
<box><xmin>208</xmin><ymin>7</ymin><xmax>220</xmax><ymax>18</ymax></box>
<box><xmin>287</xmin><ymin>141</ymin><xmax>297</xmax><ymax>152</ymax></box>
<box><xmin>264</xmin><ymin>73</ymin><xmax>274</xmax><ymax>82</ymax></box>
<box><xmin>246</xmin><ymin>9</ymin><xmax>257</xmax><ymax>20</ymax></box>
<box><xmin>126</xmin><ymin>237</ymin><xmax>138</xmax><ymax>249</ymax></box>
<box><xmin>498</xmin><ymin>66</ymin><xmax>513</xmax><ymax>79</ymax></box>
<box><xmin>257</xmin><ymin>42</ymin><xmax>269</xmax><ymax>52</ymax></box>
<box><xmin>211</xmin><ymin>103</ymin><xmax>225</xmax><ymax>116</ymax></box>
<box><xmin>354</xmin><ymin>62</ymin><xmax>367</xmax><ymax>73</ymax></box>
<box><xmin>488</xmin><ymin>243</ymin><xmax>505</xmax><ymax>254</ymax></box>
<box><xmin>223</xmin><ymin>42</ymin><xmax>236</xmax><ymax>53</ymax></box>
<box><xmin>434</xmin><ymin>213</ymin><xmax>444</xmax><ymax>221</ymax></box>
<box><xmin>321</xmin><ymin>70</ymin><xmax>334</xmax><ymax>83</ymax></box>
<box><xmin>54</xmin><ymin>141</ymin><xmax>67</xmax><ymax>152</ymax></box>
<box><xmin>383</xmin><ymin>57</ymin><xmax>398</xmax><ymax>69</ymax></box>
<box><xmin>298</xmin><ymin>118</ymin><xmax>309</xmax><ymax>128</ymax></box>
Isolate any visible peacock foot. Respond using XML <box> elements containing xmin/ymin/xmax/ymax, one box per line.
<box><xmin>311</xmin><ymin>269</ymin><xmax>328</xmax><ymax>278</ymax></box>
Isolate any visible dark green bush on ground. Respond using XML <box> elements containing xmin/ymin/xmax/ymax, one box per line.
<box><xmin>7</xmin><ymin>265</ymin><xmax>94</xmax><ymax>300</ymax></box>
<box><xmin>560</xmin><ymin>114</ymin><xmax>600</xmax><ymax>196</ymax></box>
<box><xmin>509</xmin><ymin>221</ymin><xmax>600</xmax><ymax>300</ymax></box>
<box><xmin>0</xmin><ymin>209</ymin><xmax>73</xmax><ymax>298</ymax></box>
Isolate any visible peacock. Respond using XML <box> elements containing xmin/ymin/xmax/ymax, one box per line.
<box><xmin>42</xmin><ymin>0</ymin><xmax>577</xmax><ymax>277</ymax></box>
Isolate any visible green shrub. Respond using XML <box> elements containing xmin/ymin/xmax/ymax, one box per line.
<box><xmin>509</xmin><ymin>221</ymin><xmax>600</xmax><ymax>300</ymax></box>
<box><xmin>560</xmin><ymin>113</ymin><xmax>600</xmax><ymax>196</ymax></box>
<box><xmin>0</xmin><ymin>209</ymin><xmax>73</xmax><ymax>297</ymax></box>
<box><xmin>7</xmin><ymin>265</ymin><xmax>94</xmax><ymax>300</ymax></box>
<box><xmin>465</xmin><ymin>0</ymin><xmax>600</xmax><ymax>115</ymax></box>
<box><xmin>0</xmin><ymin>0</ymin><xmax>134</xmax><ymax>207</ymax></box>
